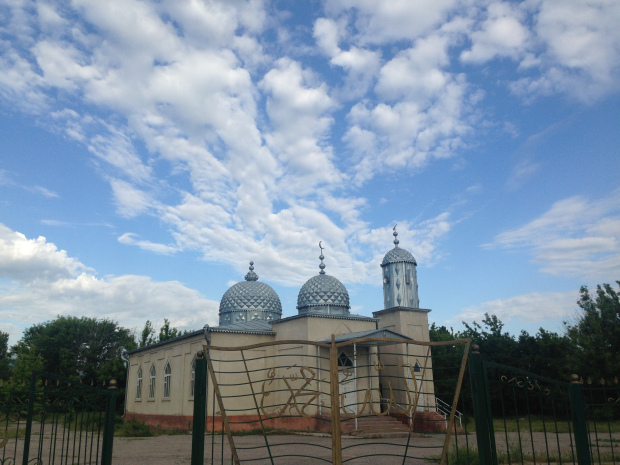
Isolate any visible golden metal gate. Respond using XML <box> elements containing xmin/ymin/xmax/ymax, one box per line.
<box><xmin>191</xmin><ymin>335</ymin><xmax>471</xmax><ymax>465</ymax></box>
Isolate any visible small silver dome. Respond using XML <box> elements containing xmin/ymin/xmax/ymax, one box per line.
<box><xmin>381</xmin><ymin>227</ymin><xmax>417</xmax><ymax>266</ymax></box>
<box><xmin>219</xmin><ymin>262</ymin><xmax>282</xmax><ymax>325</ymax></box>
<box><xmin>381</xmin><ymin>247</ymin><xmax>417</xmax><ymax>266</ymax></box>
<box><xmin>297</xmin><ymin>242</ymin><xmax>350</xmax><ymax>315</ymax></box>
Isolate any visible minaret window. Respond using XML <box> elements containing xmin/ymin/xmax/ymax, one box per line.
<box><xmin>405</xmin><ymin>270</ymin><xmax>410</xmax><ymax>285</ymax></box>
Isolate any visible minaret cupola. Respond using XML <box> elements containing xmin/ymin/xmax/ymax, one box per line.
<box><xmin>381</xmin><ymin>226</ymin><xmax>419</xmax><ymax>309</ymax></box>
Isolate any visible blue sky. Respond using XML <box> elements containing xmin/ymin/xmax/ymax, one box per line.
<box><xmin>1</xmin><ymin>0</ymin><xmax>619</xmax><ymax>345</ymax></box>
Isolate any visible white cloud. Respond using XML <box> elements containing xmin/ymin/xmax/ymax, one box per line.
<box><xmin>454</xmin><ymin>290</ymin><xmax>579</xmax><ymax>325</ymax></box>
<box><xmin>486</xmin><ymin>191</ymin><xmax>620</xmax><ymax>279</ymax></box>
<box><xmin>461</xmin><ymin>2</ymin><xmax>529</xmax><ymax>63</ymax></box>
<box><xmin>109</xmin><ymin>179</ymin><xmax>153</xmax><ymax>218</ymax></box>
<box><xmin>117</xmin><ymin>233</ymin><xmax>178</xmax><ymax>255</ymax></box>
<box><xmin>0</xmin><ymin>223</ymin><xmax>86</xmax><ymax>283</ymax></box>
<box><xmin>0</xmin><ymin>223</ymin><xmax>218</xmax><ymax>344</ymax></box>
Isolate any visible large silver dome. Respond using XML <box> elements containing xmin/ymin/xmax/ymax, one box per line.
<box><xmin>297</xmin><ymin>243</ymin><xmax>350</xmax><ymax>316</ymax></box>
<box><xmin>219</xmin><ymin>262</ymin><xmax>282</xmax><ymax>325</ymax></box>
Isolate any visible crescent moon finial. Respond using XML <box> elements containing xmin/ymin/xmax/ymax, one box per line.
<box><xmin>318</xmin><ymin>241</ymin><xmax>326</xmax><ymax>274</ymax></box>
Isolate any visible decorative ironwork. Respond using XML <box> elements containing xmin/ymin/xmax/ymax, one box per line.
<box><xmin>500</xmin><ymin>374</ymin><xmax>551</xmax><ymax>395</ymax></box>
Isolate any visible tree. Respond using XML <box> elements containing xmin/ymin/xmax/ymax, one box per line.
<box><xmin>157</xmin><ymin>318</ymin><xmax>181</xmax><ymax>343</ymax></box>
<box><xmin>17</xmin><ymin>316</ymin><xmax>136</xmax><ymax>386</ymax></box>
<box><xmin>8</xmin><ymin>341</ymin><xmax>44</xmax><ymax>387</ymax></box>
<box><xmin>565</xmin><ymin>281</ymin><xmax>620</xmax><ymax>379</ymax></box>
<box><xmin>460</xmin><ymin>313</ymin><xmax>518</xmax><ymax>366</ymax></box>
<box><xmin>139</xmin><ymin>320</ymin><xmax>156</xmax><ymax>347</ymax></box>
<box><xmin>0</xmin><ymin>331</ymin><xmax>10</xmax><ymax>380</ymax></box>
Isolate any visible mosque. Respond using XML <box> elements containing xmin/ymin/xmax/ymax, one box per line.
<box><xmin>124</xmin><ymin>230</ymin><xmax>437</xmax><ymax>432</ymax></box>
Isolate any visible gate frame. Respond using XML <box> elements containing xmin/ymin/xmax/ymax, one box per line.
<box><xmin>191</xmin><ymin>335</ymin><xmax>471</xmax><ymax>465</ymax></box>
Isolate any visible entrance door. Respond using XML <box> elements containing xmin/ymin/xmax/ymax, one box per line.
<box><xmin>339</xmin><ymin>369</ymin><xmax>356</xmax><ymax>414</ymax></box>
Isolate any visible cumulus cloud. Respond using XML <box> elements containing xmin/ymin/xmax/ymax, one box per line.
<box><xmin>0</xmin><ymin>223</ymin><xmax>218</xmax><ymax>343</ymax></box>
<box><xmin>454</xmin><ymin>290</ymin><xmax>579</xmax><ymax>325</ymax></box>
<box><xmin>486</xmin><ymin>191</ymin><xmax>620</xmax><ymax>279</ymax></box>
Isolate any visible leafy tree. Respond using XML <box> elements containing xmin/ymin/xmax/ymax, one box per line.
<box><xmin>565</xmin><ymin>281</ymin><xmax>620</xmax><ymax>380</ymax></box>
<box><xmin>157</xmin><ymin>318</ymin><xmax>181</xmax><ymax>343</ymax></box>
<box><xmin>139</xmin><ymin>320</ymin><xmax>156</xmax><ymax>347</ymax></box>
<box><xmin>515</xmin><ymin>328</ymin><xmax>575</xmax><ymax>382</ymax></box>
<box><xmin>17</xmin><ymin>316</ymin><xmax>136</xmax><ymax>386</ymax></box>
<box><xmin>460</xmin><ymin>313</ymin><xmax>518</xmax><ymax>366</ymax></box>
<box><xmin>9</xmin><ymin>341</ymin><xmax>44</xmax><ymax>387</ymax></box>
<box><xmin>0</xmin><ymin>331</ymin><xmax>10</xmax><ymax>380</ymax></box>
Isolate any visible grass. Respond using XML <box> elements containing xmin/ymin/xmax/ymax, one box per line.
<box><xmin>443</xmin><ymin>442</ymin><xmax>618</xmax><ymax>465</ymax></box>
<box><xmin>114</xmin><ymin>419</ymin><xmax>191</xmax><ymax>437</ymax></box>
<box><xmin>491</xmin><ymin>416</ymin><xmax>620</xmax><ymax>434</ymax></box>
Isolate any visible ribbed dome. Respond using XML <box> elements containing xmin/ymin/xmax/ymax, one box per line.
<box><xmin>297</xmin><ymin>274</ymin><xmax>350</xmax><ymax>314</ymax></box>
<box><xmin>381</xmin><ymin>246</ymin><xmax>417</xmax><ymax>266</ymax></box>
<box><xmin>219</xmin><ymin>262</ymin><xmax>282</xmax><ymax>325</ymax></box>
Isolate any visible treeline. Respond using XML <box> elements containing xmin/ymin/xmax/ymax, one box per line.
<box><xmin>0</xmin><ymin>317</ymin><xmax>187</xmax><ymax>390</ymax></box>
<box><xmin>430</xmin><ymin>281</ymin><xmax>620</xmax><ymax>382</ymax></box>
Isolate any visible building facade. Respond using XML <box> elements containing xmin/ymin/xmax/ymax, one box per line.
<box><xmin>124</xmin><ymin>231</ymin><xmax>436</xmax><ymax>431</ymax></box>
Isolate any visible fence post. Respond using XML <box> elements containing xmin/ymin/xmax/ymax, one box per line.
<box><xmin>330</xmin><ymin>335</ymin><xmax>343</xmax><ymax>465</ymax></box>
<box><xmin>468</xmin><ymin>344</ymin><xmax>495</xmax><ymax>464</ymax></box>
<box><xmin>569</xmin><ymin>374</ymin><xmax>591</xmax><ymax>465</ymax></box>
<box><xmin>21</xmin><ymin>372</ymin><xmax>38</xmax><ymax>465</ymax></box>
<box><xmin>101</xmin><ymin>379</ymin><xmax>118</xmax><ymax>465</ymax></box>
<box><xmin>191</xmin><ymin>350</ymin><xmax>207</xmax><ymax>465</ymax></box>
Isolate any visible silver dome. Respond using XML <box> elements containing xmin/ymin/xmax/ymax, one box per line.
<box><xmin>381</xmin><ymin>246</ymin><xmax>417</xmax><ymax>266</ymax></box>
<box><xmin>381</xmin><ymin>227</ymin><xmax>417</xmax><ymax>266</ymax></box>
<box><xmin>297</xmin><ymin>274</ymin><xmax>350</xmax><ymax>315</ymax></box>
<box><xmin>219</xmin><ymin>262</ymin><xmax>282</xmax><ymax>325</ymax></box>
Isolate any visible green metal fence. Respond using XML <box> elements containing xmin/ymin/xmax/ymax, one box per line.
<box><xmin>191</xmin><ymin>336</ymin><xmax>472</xmax><ymax>465</ymax></box>
<box><xmin>468</xmin><ymin>344</ymin><xmax>620</xmax><ymax>465</ymax></box>
<box><xmin>0</xmin><ymin>371</ymin><xmax>117</xmax><ymax>465</ymax></box>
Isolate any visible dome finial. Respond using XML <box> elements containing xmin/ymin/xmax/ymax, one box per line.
<box><xmin>245</xmin><ymin>261</ymin><xmax>259</xmax><ymax>281</ymax></box>
<box><xmin>393</xmin><ymin>224</ymin><xmax>399</xmax><ymax>248</ymax></box>
<box><xmin>318</xmin><ymin>241</ymin><xmax>326</xmax><ymax>275</ymax></box>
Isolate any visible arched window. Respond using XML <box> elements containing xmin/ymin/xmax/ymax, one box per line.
<box><xmin>190</xmin><ymin>358</ymin><xmax>196</xmax><ymax>398</ymax></box>
<box><xmin>148</xmin><ymin>365</ymin><xmax>156</xmax><ymax>399</ymax></box>
<box><xmin>136</xmin><ymin>366</ymin><xmax>142</xmax><ymax>400</ymax></box>
<box><xmin>414</xmin><ymin>361</ymin><xmax>421</xmax><ymax>373</ymax></box>
<box><xmin>163</xmin><ymin>361</ymin><xmax>172</xmax><ymax>399</ymax></box>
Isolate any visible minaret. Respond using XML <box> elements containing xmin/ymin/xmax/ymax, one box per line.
<box><xmin>380</xmin><ymin>226</ymin><xmax>419</xmax><ymax>309</ymax></box>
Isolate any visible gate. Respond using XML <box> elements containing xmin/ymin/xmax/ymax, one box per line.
<box><xmin>0</xmin><ymin>371</ymin><xmax>117</xmax><ymax>465</ymax></box>
<box><xmin>469</xmin><ymin>345</ymin><xmax>620</xmax><ymax>464</ymax></box>
<box><xmin>191</xmin><ymin>335</ymin><xmax>471</xmax><ymax>464</ymax></box>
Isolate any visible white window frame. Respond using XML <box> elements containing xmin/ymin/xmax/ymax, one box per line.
<box><xmin>190</xmin><ymin>358</ymin><xmax>196</xmax><ymax>398</ymax></box>
<box><xmin>163</xmin><ymin>361</ymin><xmax>172</xmax><ymax>399</ymax></box>
<box><xmin>136</xmin><ymin>366</ymin><xmax>142</xmax><ymax>400</ymax></box>
<box><xmin>148</xmin><ymin>364</ymin><xmax>156</xmax><ymax>399</ymax></box>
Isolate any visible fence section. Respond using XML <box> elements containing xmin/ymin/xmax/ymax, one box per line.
<box><xmin>0</xmin><ymin>371</ymin><xmax>116</xmax><ymax>465</ymax></box>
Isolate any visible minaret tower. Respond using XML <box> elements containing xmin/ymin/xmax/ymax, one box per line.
<box><xmin>380</xmin><ymin>226</ymin><xmax>419</xmax><ymax>309</ymax></box>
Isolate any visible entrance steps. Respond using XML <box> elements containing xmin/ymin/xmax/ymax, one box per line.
<box><xmin>343</xmin><ymin>415</ymin><xmax>411</xmax><ymax>437</ymax></box>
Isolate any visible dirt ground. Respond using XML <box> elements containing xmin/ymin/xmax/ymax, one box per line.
<box><xmin>110</xmin><ymin>431</ymin><xmax>620</xmax><ymax>464</ymax></box>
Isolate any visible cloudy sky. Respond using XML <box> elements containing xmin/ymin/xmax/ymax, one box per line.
<box><xmin>1</xmin><ymin>0</ymin><xmax>619</xmax><ymax>345</ymax></box>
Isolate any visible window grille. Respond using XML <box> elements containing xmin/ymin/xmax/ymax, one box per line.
<box><xmin>136</xmin><ymin>367</ymin><xmax>142</xmax><ymax>399</ymax></box>
<box><xmin>148</xmin><ymin>365</ymin><xmax>156</xmax><ymax>399</ymax></box>
<box><xmin>338</xmin><ymin>352</ymin><xmax>353</xmax><ymax>367</ymax></box>
<box><xmin>163</xmin><ymin>361</ymin><xmax>172</xmax><ymax>399</ymax></box>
